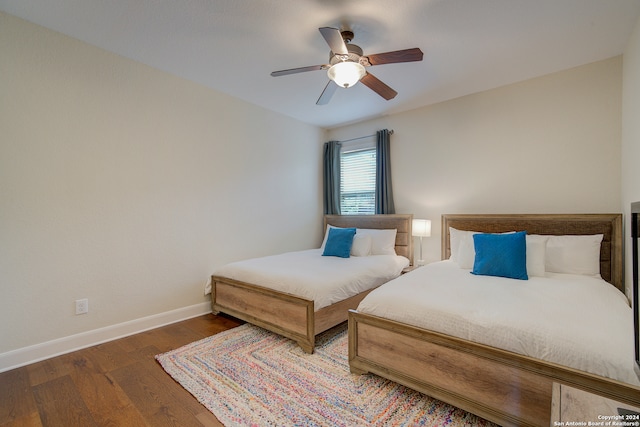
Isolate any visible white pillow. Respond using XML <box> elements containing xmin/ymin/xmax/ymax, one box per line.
<box><xmin>350</xmin><ymin>234</ymin><xmax>372</xmax><ymax>257</ymax></box>
<box><xmin>457</xmin><ymin>231</ymin><xmax>479</xmax><ymax>269</ymax></box>
<box><xmin>356</xmin><ymin>228</ymin><xmax>397</xmax><ymax>255</ymax></box>
<box><xmin>545</xmin><ymin>234</ymin><xmax>603</xmax><ymax>276</ymax></box>
<box><xmin>526</xmin><ymin>234</ymin><xmax>548</xmax><ymax>277</ymax></box>
<box><xmin>449</xmin><ymin>227</ymin><xmax>476</xmax><ymax>265</ymax></box>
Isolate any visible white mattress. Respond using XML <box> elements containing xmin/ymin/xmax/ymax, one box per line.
<box><xmin>357</xmin><ymin>260</ymin><xmax>640</xmax><ymax>386</ymax></box>
<box><xmin>213</xmin><ymin>249</ymin><xmax>409</xmax><ymax>311</ymax></box>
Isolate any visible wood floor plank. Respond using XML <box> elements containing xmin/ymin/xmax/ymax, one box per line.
<box><xmin>66</xmin><ymin>352</ymin><xmax>149</xmax><ymax>426</ymax></box>
<box><xmin>147</xmin><ymin>324</ymin><xmax>205</xmax><ymax>353</ymax></box>
<box><xmin>130</xmin><ymin>346</ymin><xmax>169</xmax><ymax>368</ymax></box>
<box><xmin>184</xmin><ymin>313</ymin><xmax>243</xmax><ymax>336</ymax></box>
<box><xmin>195</xmin><ymin>410</ymin><xmax>224</xmax><ymax>426</ymax></box>
<box><xmin>26</xmin><ymin>355</ymin><xmax>71</xmax><ymax>387</ymax></box>
<box><xmin>0</xmin><ymin>412</ymin><xmax>43</xmax><ymax>427</ymax></box>
<box><xmin>110</xmin><ymin>361</ymin><xmax>202</xmax><ymax>427</ymax></box>
<box><xmin>84</xmin><ymin>340</ymin><xmax>137</xmax><ymax>373</ymax></box>
<box><xmin>0</xmin><ymin>314</ymin><xmax>238</xmax><ymax>427</ymax></box>
<box><xmin>32</xmin><ymin>376</ymin><xmax>97</xmax><ymax>427</ymax></box>
<box><xmin>116</xmin><ymin>330</ymin><xmax>163</xmax><ymax>354</ymax></box>
<box><xmin>0</xmin><ymin>368</ymin><xmax>40</xmax><ymax>425</ymax></box>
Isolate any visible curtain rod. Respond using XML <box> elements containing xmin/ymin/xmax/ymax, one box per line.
<box><xmin>338</xmin><ymin>129</ymin><xmax>394</xmax><ymax>143</ymax></box>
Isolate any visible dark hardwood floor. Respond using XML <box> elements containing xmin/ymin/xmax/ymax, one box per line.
<box><xmin>0</xmin><ymin>313</ymin><xmax>244</xmax><ymax>427</ymax></box>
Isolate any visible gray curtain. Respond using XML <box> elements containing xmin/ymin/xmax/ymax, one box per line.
<box><xmin>375</xmin><ymin>129</ymin><xmax>395</xmax><ymax>214</ymax></box>
<box><xmin>323</xmin><ymin>141</ymin><xmax>341</xmax><ymax>215</ymax></box>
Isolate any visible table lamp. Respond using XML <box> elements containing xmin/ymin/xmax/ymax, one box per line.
<box><xmin>412</xmin><ymin>219</ymin><xmax>431</xmax><ymax>266</ymax></box>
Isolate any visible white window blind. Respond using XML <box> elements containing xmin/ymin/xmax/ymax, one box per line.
<box><xmin>340</xmin><ymin>144</ymin><xmax>376</xmax><ymax>215</ymax></box>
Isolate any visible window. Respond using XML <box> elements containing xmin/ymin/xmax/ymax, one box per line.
<box><xmin>340</xmin><ymin>141</ymin><xmax>376</xmax><ymax>215</ymax></box>
<box><xmin>324</xmin><ymin>130</ymin><xmax>393</xmax><ymax>216</ymax></box>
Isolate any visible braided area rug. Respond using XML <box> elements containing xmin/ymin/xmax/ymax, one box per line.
<box><xmin>156</xmin><ymin>323</ymin><xmax>498</xmax><ymax>426</ymax></box>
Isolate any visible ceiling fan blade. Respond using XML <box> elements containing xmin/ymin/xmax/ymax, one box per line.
<box><xmin>271</xmin><ymin>64</ymin><xmax>328</xmax><ymax>77</ymax></box>
<box><xmin>316</xmin><ymin>81</ymin><xmax>338</xmax><ymax>105</ymax></box>
<box><xmin>365</xmin><ymin>48</ymin><xmax>424</xmax><ymax>66</ymax></box>
<box><xmin>360</xmin><ymin>73</ymin><xmax>397</xmax><ymax>100</ymax></box>
<box><xmin>319</xmin><ymin>27</ymin><xmax>348</xmax><ymax>55</ymax></box>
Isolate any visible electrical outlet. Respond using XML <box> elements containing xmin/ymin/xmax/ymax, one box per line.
<box><xmin>75</xmin><ymin>298</ymin><xmax>89</xmax><ymax>315</ymax></box>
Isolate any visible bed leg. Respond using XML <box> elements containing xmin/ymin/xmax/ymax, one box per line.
<box><xmin>349</xmin><ymin>366</ymin><xmax>367</xmax><ymax>375</ymax></box>
<box><xmin>298</xmin><ymin>341</ymin><xmax>314</xmax><ymax>354</ymax></box>
<box><xmin>210</xmin><ymin>300</ymin><xmax>220</xmax><ymax>315</ymax></box>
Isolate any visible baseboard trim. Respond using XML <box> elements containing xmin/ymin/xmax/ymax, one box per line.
<box><xmin>0</xmin><ymin>302</ymin><xmax>212</xmax><ymax>373</ymax></box>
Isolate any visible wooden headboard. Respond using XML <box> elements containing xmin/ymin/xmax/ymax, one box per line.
<box><xmin>442</xmin><ymin>214</ymin><xmax>623</xmax><ymax>292</ymax></box>
<box><xmin>324</xmin><ymin>214</ymin><xmax>413</xmax><ymax>265</ymax></box>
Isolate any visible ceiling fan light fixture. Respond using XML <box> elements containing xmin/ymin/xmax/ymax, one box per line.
<box><xmin>327</xmin><ymin>61</ymin><xmax>366</xmax><ymax>88</ymax></box>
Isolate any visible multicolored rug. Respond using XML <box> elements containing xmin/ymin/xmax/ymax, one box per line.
<box><xmin>156</xmin><ymin>323</ymin><xmax>498</xmax><ymax>426</ymax></box>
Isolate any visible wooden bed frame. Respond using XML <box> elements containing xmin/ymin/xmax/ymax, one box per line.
<box><xmin>348</xmin><ymin>213</ymin><xmax>640</xmax><ymax>427</ymax></box>
<box><xmin>211</xmin><ymin>214</ymin><xmax>412</xmax><ymax>354</ymax></box>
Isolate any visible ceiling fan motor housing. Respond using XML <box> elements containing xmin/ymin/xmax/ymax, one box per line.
<box><xmin>329</xmin><ymin>44</ymin><xmax>365</xmax><ymax>66</ymax></box>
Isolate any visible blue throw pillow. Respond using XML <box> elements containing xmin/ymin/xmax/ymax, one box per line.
<box><xmin>322</xmin><ymin>227</ymin><xmax>357</xmax><ymax>258</ymax></box>
<box><xmin>471</xmin><ymin>231</ymin><xmax>528</xmax><ymax>280</ymax></box>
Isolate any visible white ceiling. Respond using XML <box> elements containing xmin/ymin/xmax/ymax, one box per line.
<box><xmin>2</xmin><ymin>0</ymin><xmax>640</xmax><ymax>129</ymax></box>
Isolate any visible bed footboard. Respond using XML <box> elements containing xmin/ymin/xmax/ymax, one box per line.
<box><xmin>213</xmin><ymin>276</ymin><xmax>316</xmax><ymax>353</ymax></box>
<box><xmin>212</xmin><ymin>276</ymin><xmax>376</xmax><ymax>354</ymax></box>
<box><xmin>348</xmin><ymin>310</ymin><xmax>640</xmax><ymax>427</ymax></box>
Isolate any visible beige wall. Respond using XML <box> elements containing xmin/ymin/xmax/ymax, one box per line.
<box><xmin>328</xmin><ymin>56</ymin><xmax>623</xmax><ymax>265</ymax></box>
<box><xmin>0</xmin><ymin>13</ymin><xmax>324</xmax><ymax>360</ymax></box>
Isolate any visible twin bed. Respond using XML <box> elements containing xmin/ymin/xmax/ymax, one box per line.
<box><xmin>349</xmin><ymin>213</ymin><xmax>640</xmax><ymax>426</ymax></box>
<box><xmin>212</xmin><ymin>213</ymin><xmax>640</xmax><ymax>426</ymax></box>
<box><xmin>211</xmin><ymin>214</ymin><xmax>412</xmax><ymax>354</ymax></box>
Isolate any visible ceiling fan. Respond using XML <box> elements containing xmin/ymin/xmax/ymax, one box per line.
<box><xmin>270</xmin><ymin>27</ymin><xmax>423</xmax><ymax>105</ymax></box>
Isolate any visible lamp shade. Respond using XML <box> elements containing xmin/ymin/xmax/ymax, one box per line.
<box><xmin>412</xmin><ymin>219</ymin><xmax>431</xmax><ymax>237</ymax></box>
<box><xmin>327</xmin><ymin>61</ymin><xmax>366</xmax><ymax>88</ymax></box>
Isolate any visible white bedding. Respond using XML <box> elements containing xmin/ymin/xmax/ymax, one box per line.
<box><xmin>213</xmin><ymin>249</ymin><xmax>409</xmax><ymax>311</ymax></box>
<box><xmin>357</xmin><ymin>260</ymin><xmax>640</xmax><ymax>386</ymax></box>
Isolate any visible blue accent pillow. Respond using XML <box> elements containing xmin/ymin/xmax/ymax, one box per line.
<box><xmin>322</xmin><ymin>227</ymin><xmax>357</xmax><ymax>258</ymax></box>
<box><xmin>471</xmin><ymin>231</ymin><xmax>528</xmax><ymax>280</ymax></box>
